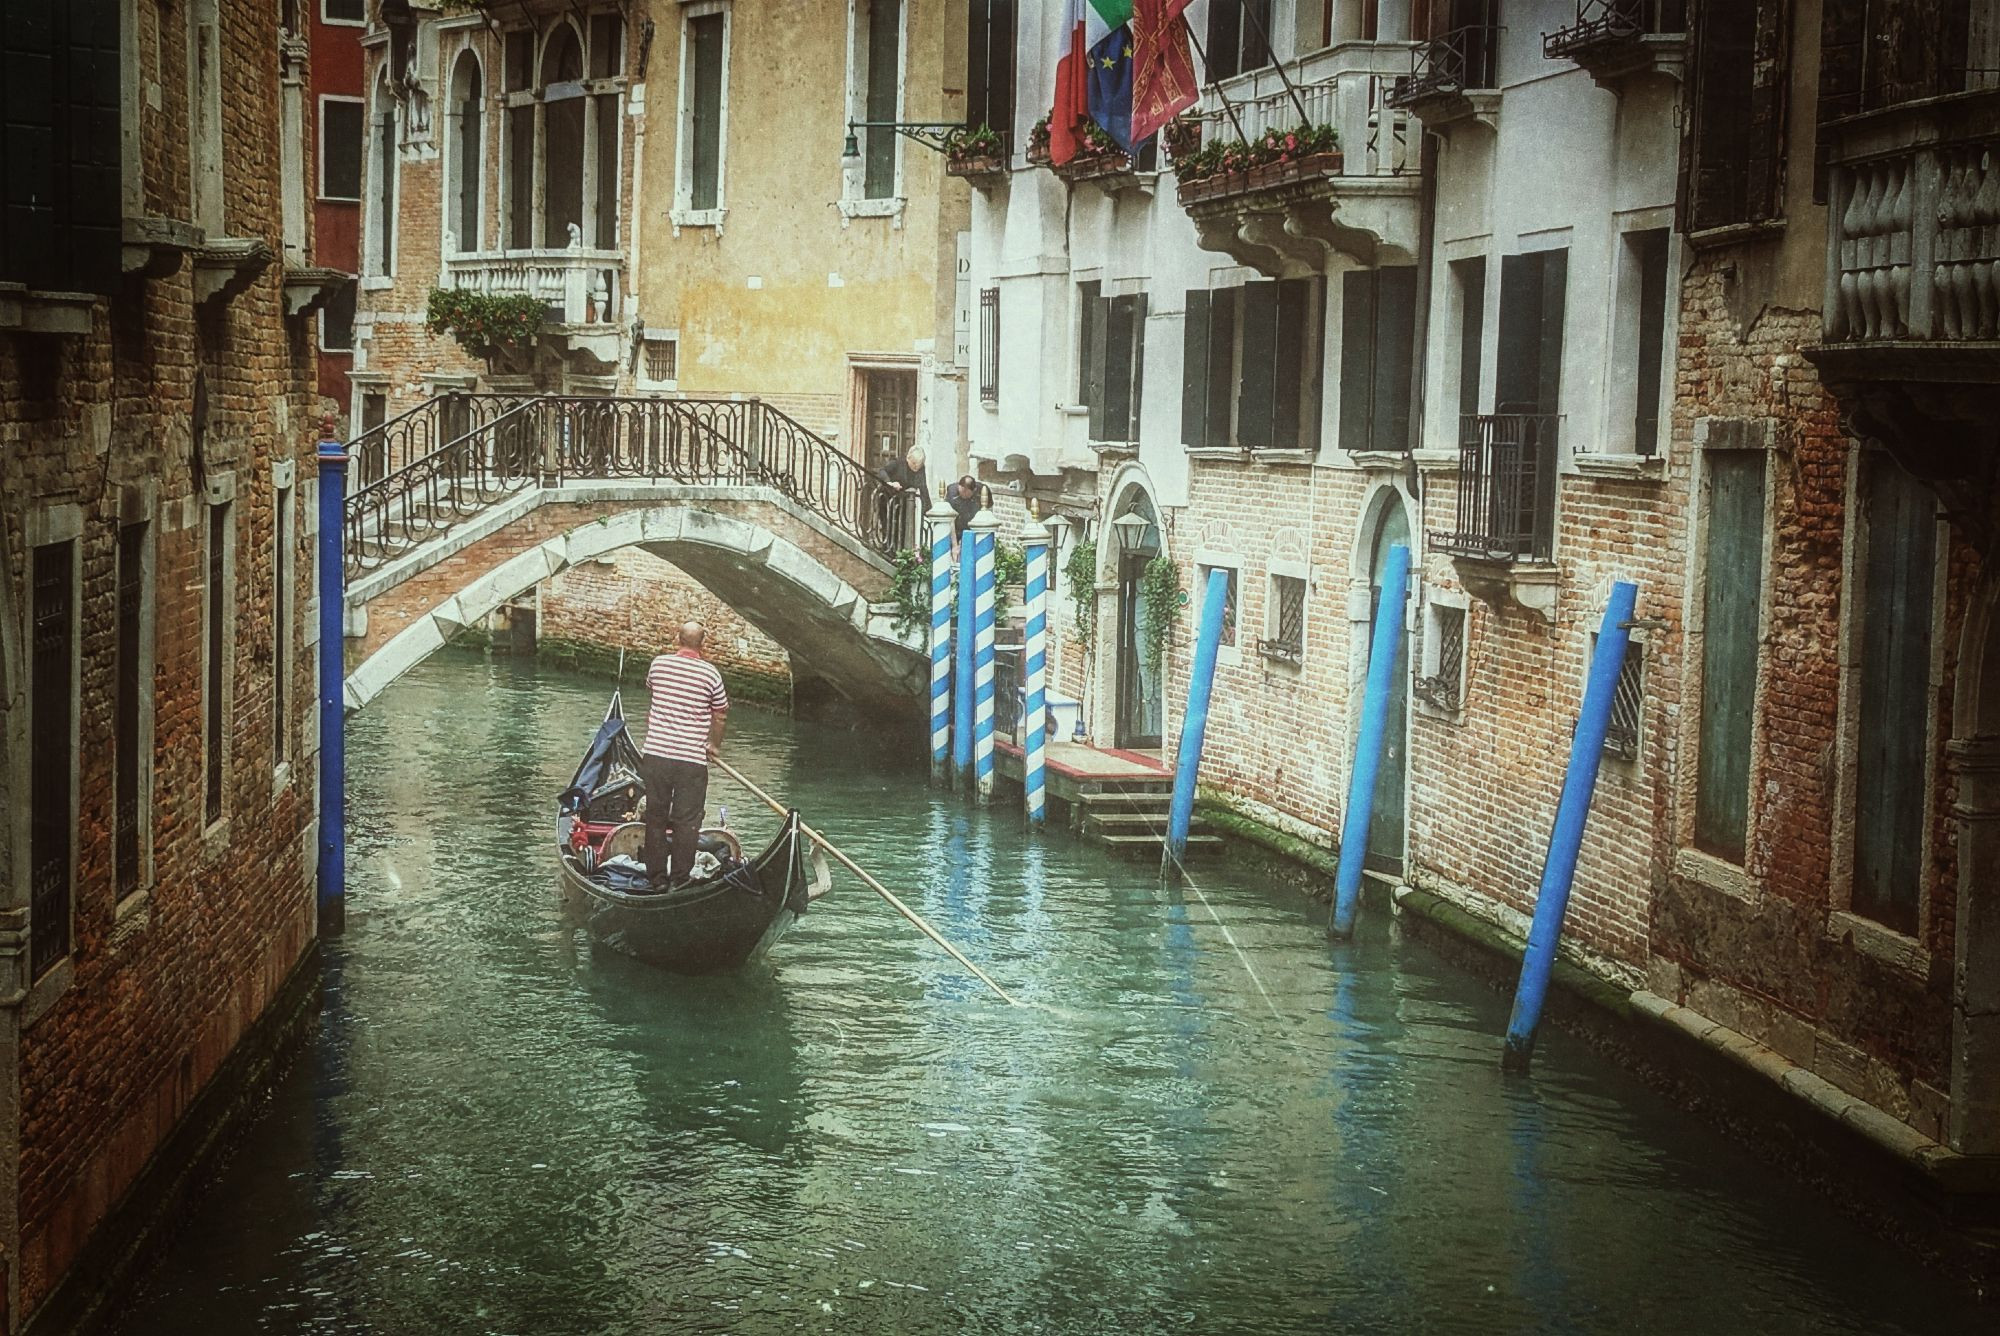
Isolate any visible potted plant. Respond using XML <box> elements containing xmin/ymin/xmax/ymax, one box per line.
<box><xmin>1026</xmin><ymin>115</ymin><xmax>1052</xmax><ymax>166</ymax></box>
<box><xmin>1163</xmin><ymin>114</ymin><xmax>1203</xmax><ymax>167</ymax></box>
<box><xmin>945</xmin><ymin>124</ymin><xmax>1008</xmax><ymax>183</ymax></box>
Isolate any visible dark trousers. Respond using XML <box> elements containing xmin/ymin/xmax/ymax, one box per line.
<box><xmin>640</xmin><ymin>754</ymin><xmax>709</xmax><ymax>884</ymax></box>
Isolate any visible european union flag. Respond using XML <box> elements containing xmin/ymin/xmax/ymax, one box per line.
<box><xmin>1086</xmin><ymin>24</ymin><xmax>1136</xmax><ymax>155</ymax></box>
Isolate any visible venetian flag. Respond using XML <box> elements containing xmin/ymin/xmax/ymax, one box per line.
<box><xmin>1051</xmin><ymin>0</ymin><xmax>1135</xmax><ymax>163</ymax></box>
<box><xmin>1130</xmin><ymin>0</ymin><xmax>1198</xmax><ymax>145</ymax></box>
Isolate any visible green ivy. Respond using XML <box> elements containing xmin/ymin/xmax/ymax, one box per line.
<box><xmin>888</xmin><ymin>547</ymin><xmax>930</xmax><ymax>638</ymax></box>
<box><xmin>1140</xmin><ymin>556</ymin><xmax>1182</xmax><ymax>665</ymax></box>
<box><xmin>1064</xmin><ymin>540</ymin><xmax>1098</xmax><ymax>652</ymax></box>
<box><xmin>993</xmin><ymin>542</ymin><xmax>1026</xmax><ymax>625</ymax></box>
<box><xmin>425</xmin><ymin>287</ymin><xmax>546</xmax><ymax>359</ymax></box>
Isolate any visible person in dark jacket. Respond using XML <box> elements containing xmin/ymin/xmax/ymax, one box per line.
<box><xmin>948</xmin><ymin>475</ymin><xmax>985</xmax><ymax>539</ymax></box>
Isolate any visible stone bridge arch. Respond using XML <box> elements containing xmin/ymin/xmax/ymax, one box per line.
<box><xmin>343</xmin><ymin>483</ymin><xmax>924</xmax><ymax>717</ymax></box>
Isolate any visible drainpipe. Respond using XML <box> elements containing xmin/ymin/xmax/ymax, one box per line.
<box><xmin>316</xmin><ymin>417</ymin><xmax>349</xmax><ymax>934</ymax></box>
<box><xmin>1165</xmin><ymin>566</ymin><xmax>1232</xmax><ymax>876</ymax></box>
<box><xmin>1502</xmin><ymin>581</ymin><xmax>1639</xmax><ymax>1072</ymax></box>
<box><xmin>970</xmin><ymin>507</ymin><xmax>1000</xmax><ymax>804</ymax></box>
<box><xmin>928</xmin><ymin>498</ymin><xmax>956</xmax><ymax>786</ymax></box>
<box><xmin>1329</xmin><ymin>542</ymin><xmax>1411</xmax><ymax>939</ymax></box>
<box><xmin>1021</xmin><ymin>514</ymin><xmax>1052</xmax><ymax>829</ymax></box>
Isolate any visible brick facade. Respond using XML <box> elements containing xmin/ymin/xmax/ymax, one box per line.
<box><xmin>0</xmin><ymin>0</ymin><xmax>322</xmax><ymax>1325</ymax></box>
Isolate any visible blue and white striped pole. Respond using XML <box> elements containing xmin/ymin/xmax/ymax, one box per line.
<box><xmin>954</xmin><ymin>534</ymin><xmax>975</xmax><ymax>790</ymax></box>
<box><xmin>927</xmin><ymin>498</ymin><xmax>956</xmax><ymax>785</ymax></box>
<box><xmin>1021</xmin><ymin>515</ymin><xmax>1052</xmax><ymax>829</ymax></box>
<box><xmin>971</xmin><ymin>507</ymin><xmax>999</xmax><ymax>804</ymax></box>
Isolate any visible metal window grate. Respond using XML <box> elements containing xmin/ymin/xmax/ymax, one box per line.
<box><xmin>116</xmin><ymin>523</ymin><xmax>144</xmax><ymax>896</ymax></box>
<box><xmin>645</xmin><ymin>338</ymin><xmax>677</xmax><ymax>383</ymax></box>
<box><xmin>1257</xmin><ymin>574</ymin><xmax>1305</xmax><ymax>664</ymax></box>
<box><xmin>1605</xmin><ymin>641</ymin><xmax>1645</xmax><ymax>760</ymax></box>
<box><xmin>31</xmin><ymin>542</ymin><xmax>74</xmax><ymax>979</ymax></box>
<box><xmin>979</xmin><ymin>287</ymin><xmax>999</xmax><ymax>405</ymax></box>
<box><xmin>1414</xmin><ymin>604</ymin><xmax>1466</xmax><ymax>712</ymax></box>
<box><xmin>1211</xmin><ymin>568</ymin><xmax>1238</xmax><ymax>648</ymax></box>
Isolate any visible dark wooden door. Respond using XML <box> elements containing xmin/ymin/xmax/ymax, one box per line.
<box><xmin>1116</xmin><ymin>552</ymin><xmax>1163</xmax><ymax>750</ymax></box>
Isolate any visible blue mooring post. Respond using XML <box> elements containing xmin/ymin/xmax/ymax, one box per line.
<box><xmin>971</xmin><ymin>509</ymin><xmax>999</xmax><ymax>804</ymax></box>
<box><xmin>954</xmin><ymin>534</ymin><xmax>976</xmax><ymax>789</ymax></box>
<box><xmin>1165</xmin><ymin>566</ymin><xmax>1230</xmax><ymax>876</ymax></box>
<box><xmin>1020</xmin><ymin>515</ymin><xmax>1051</xmax><ymax>829</ymax></box>
<box><xmin>316</xmin><ymin>420</ymin><xmax>349</xmax><ymax>934</ymax></box>
<box><xmin>1329</xmin><ymin>542</ymin><xmax>1411</xmax><ymax>940</ymax></box>
<box><xmin>1502</xmin><ymin>580</ymin><xmax>1640</xmax><ymax>1073</ymax></box>
<box><xmin>927</xmin><ymin>499</ymin><xmax>955</xmax><ymax>785</ymax></box>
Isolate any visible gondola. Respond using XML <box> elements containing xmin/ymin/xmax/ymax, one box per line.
<box><xmin>555</xmin><ymin>692</ymin><xmax>829</xmax><ymax>972</ymax></box>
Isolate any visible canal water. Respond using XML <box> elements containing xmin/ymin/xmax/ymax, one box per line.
<box><xmin>114</xmin><ymin>652</ymin><xmax>1981</xmax><ymax>1334</ymax></box>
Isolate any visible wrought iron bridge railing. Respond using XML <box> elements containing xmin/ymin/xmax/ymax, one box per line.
<box><xmin>1543</xmin><ymin>0</ymin><xmax>1685</xmax><ymax>61</ymax></box>
<box><xmin>342</xmin><ymin>393</ymin><xmax>922</xmax><ymax>581</ymax></box>
<box><xmin>1387</xmin><ymin>23</ymin><xmax>1502</xmax><ymax>107</ymax></box>
<box><xmin>1430</xmin><ymin>412</ymin><xmax>1560</xmax><ymax>564</ymax></box>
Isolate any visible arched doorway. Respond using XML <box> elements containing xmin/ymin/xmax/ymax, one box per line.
<box><xmin>1362</xmin><ymin>490</ymin><xmax>1411</xmax><ymax>874</ymax></box>
<box><xmin>1111</xmin><ymin>487</ymin><xmax>1163</xmax><ymax>751</ymax></box>
<box><xmin>1949</xmin><ymin>576</ymin><xmax>2000</xmax><ymax>1154</ymax></box>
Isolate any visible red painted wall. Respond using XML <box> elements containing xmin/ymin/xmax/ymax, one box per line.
<box><xmin>310</xmin><ymin>5</ymin><xmax>366</xmax><ymax>412</ymax></box>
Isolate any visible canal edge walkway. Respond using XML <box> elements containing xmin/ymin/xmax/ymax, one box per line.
<box><xmin>1189</xmin><ymin>797</ymin><xmax>2000</xmax><ymax>1297</ymax></box>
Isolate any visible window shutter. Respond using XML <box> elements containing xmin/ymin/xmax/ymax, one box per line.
<box><xmin>1182</xmin><ymin>289</ymin><xmax>1211</xmax><ymax>449</ymax></box>
<box><xmin>1495</xmin><ymin>254</ymin><xmax>1537</xmax><ymax>412</ymax></box>
<box><xmin>1274</xmin><ymin>279</ymin><xmax>1309</xmax><ymax>449</ymax></box>
<box><xmin>1128</xmin><ymin>292</ymin><xmax>1147</xmax><ymax>442</ymax></box>
<box><xmin>1339</xmin><ymin>270</ymin><xmax>1376</xmax><ymax>453</ymax></box>
<box><xmin>1086</xmin><ymin>288</ymin><xmax>1110</xmax><ymax>440</ymax></box>
<box><xmin>1537</xmin><ymin>248</ymin><xmax>1568</xmax><ymax>418</ymax></box>
<box><xmin>1373</xmin><ymin>267</ymin><xmax>1418</xmax><ymax>452</ymax></box>
<box><xmin>1237</xmin><ymin>280</ymin><xmax>1278</xmax><ymax>450</ymax></box>
<box><xmin>1206</xmin><ymin>289</ymin><xmax>1235</xmax><ymax>449</ymax></box>
<box><xmin>1454</xmin><ymin>256</ymin><xmax>1486</xmax><ymax>424</ymax></box>
<box><xmin>1104</xmin><ymin>294</ymin><xmax>1135</xmax><ymax>442</ymax></box>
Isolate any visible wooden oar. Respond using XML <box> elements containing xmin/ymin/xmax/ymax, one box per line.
<box><xmin>711</xmin><ymin>756</ymin><xmax>1021</xmax><ymax>1007</ymax></box>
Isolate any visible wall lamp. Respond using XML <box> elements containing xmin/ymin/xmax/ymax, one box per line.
<box><xmin>842</xmin><ymin>120</ymin><xmax>968</xmax><ymax>165</ymax></box>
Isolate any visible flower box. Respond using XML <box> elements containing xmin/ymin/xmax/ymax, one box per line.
<box><xmin>947</xmin><ymin>152</ymin><xmax>1009</xmax><ymax>186</ymax></box>
<box><xmin>1026</xmin><ymin>141</ymin><xmax>1051</xmax><ymax>167</ymax></box>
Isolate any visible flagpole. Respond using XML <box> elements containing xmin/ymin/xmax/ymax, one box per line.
<box><xmin>1233</xmin><ymin>0</ymin><xmax>1316</xmax><ymax>128</ymax></box>
<box><xmin>1178</xmin><ymin>13</ymin><xmax>1250</xmax><ymax>146</ymax></box>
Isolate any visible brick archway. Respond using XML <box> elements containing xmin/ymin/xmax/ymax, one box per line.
<box><xmin>342</xmin><ymin>484</ymin><xmax>924</xmax><ymax>717</ymax></box>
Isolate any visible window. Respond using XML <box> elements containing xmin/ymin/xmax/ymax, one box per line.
<box><xmin>1496</xmin><ymin>249</ymin><xmax>1568</xmax><ymax>417</ymax></box>
<box><xmin>369</xmin><ymin>74</ymin><xmax>397</xmax><ymax>274</ymax></box>
<box><xmin>1205</xmin><ymin>0</ymin><xmax>1271</xmax><ymax>81</ymax></box>
<box><xmin>1625</xmin><ymin>229</ymin><xmax>1670</xmax><ymax>456</ymax></box>
<box><xmin>1259</xmin><ymin>572</ymin><xmax>1306</xmax><ymax>665</ymax></box>
<box><xmin>274</xmin><ymin>484</ymin><xmax>294</xmax><ymax>768</ymax></box>
<box><xmin>320</xmin><ymin>96</ymin><xmax>363</xmax><ymax>200</ymax></box>
<box><xmin>1684</xmin><ymin>0</ymin><xmax>1784</xmax><ymax>230</ymax></box>
<box><xmin>1184</xmin><ymin>278</ymin><xmax>1326</xmax><ymax>452</ymax></box>
<box><xmin>1339</xmin><ymin>267</ymin><xmax>1418</xmax><ymax>454</ymax></box>
<box><xmin>1694</xmin><ymin>451</ymin><xmax>1765</xmax><ymax>862</ymax></box>
<box><xmin>447</xmin><ymin>56</ymin><xmax>481</xmax><ymax>251</ymax></box>
<box><xmin>590</xmin><ymin>14</ymin><xmax>623</xmax><ymax>249</ymax></box>
<box><xmin>320</xmin><ymin>283</ymin><xmax>355</xmax><ymax>352</ymax></box>
<box><xmin>1451</xmin><ymin>256</ymin><xmax>1486</xmax><ymax>425</ymax></box>
<box><xmin>30</xmin><ymin>540</ymin><xmax>76</xmax><ymax>979</ymax></box>
<box><xmin>681</xmin><ymin>8</ymin><xmax>728</xmax><ymax>216</ymax></box>
<box><xmin>1415</xmin><ymin>602</ymin><xmax>1467</xmax><ymax>714</ymax></box>
<box><xmin>643</xmin><ymin>336</ymin><xmax>678</xmax><ymax>385</ymax></box>
<box><xmin>0</xmin><ymin>0</ymin><xmax>122</xmax><ymax>294</ymax></box>
<box><xmin>966</xmin><ymin>1</ymin><xmax>1016</xmax><ymax>147</ymax></box>
<box><xmin>1079</xmin><ymin>281</ymin><xmax>1147</xmax><ymax>444</ymax></box>
<box><xmin>979</xmin><ymin>286</ymin><xmax>1000</xmax><ymax>405</ymax></box>
<box><xmin>205</xmin><ymin>500</ymin><xmax>232</xmax><ymax>827</ymax></box>
<box><xmin>115</xmin><ymin>521</ymin><xmax>151</xmax><ymax>897</ymax></box>
<box><xmin>1850</xmin><ymin>454</ymin><xmax>1938</xmax><ymax>934</ymax></box>
<box><xmin>542</xmin><ymin>24</ymin><xmax>586</xmax><ymax>248</ymax></box>
<box><xmin>323</xmin><ymin>0</ymin><xmax>365</xmax><ymax>23</ymax></box>
<box><xmin>852</xmin><ymin>0</ymin><xmax>905</xmax><ymax>200</ymax></box>
<box><xmin>1200</xmin><ymin>564</ymin><xmax>1240</xmax><ymax>649</ymax></box>
<box><xmin>1592</xmin><ymin>633</ymin><xmax>1646</xmax><ymax>762</ymax></box>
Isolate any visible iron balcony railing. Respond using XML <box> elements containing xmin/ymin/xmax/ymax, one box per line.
<box><xmin>1387</xmin><ymin>23</ymin><xmax>1501</xmax><ymax>108</ymax></box>
<box><xmin>1543</xmin><ymin>0</ymin><xmax>1685</xmax><ymax>61</ymax></box>
<box><xmin>1431</xmin><ymin>412</ymin><xmax>1560</xmax><ymax>563</ymax></box>
<box><xmin>342</xmin><ymin>394</ymin><xmax>921</xmax><ymax>580</ymax></box>
<box><xmin>1820</xmin><ymin>90</ymin><xmax>2000</xmax><ymax>346</ymax></box>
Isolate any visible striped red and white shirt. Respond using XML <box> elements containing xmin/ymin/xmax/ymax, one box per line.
<box><xmin>642</xmin><ymin>650</ymin><xmax>729</xmax><ymax>764</ymax></box>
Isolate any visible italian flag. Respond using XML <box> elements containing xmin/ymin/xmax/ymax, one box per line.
<box><xmin>1051</xmin><ymin>0</ymin><xmax>1133</xmax><ymax>164</ymax></box>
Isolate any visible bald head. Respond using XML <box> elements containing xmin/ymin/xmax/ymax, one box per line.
<box><xmin>678</xmin><ymin>622</ymin><xmax>706</xmax><ymax>650</ymax></box>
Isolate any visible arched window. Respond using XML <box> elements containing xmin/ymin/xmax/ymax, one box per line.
<box><xmin>448</xmin><ymin>51</ymin><xmax>482</xmax><ymax>253</ymax></box>
<box><xmin>368</xmin><ymin>68</ymin><xmax>397</xmax><ymax>275</ymax></box>
<box><xmin>540</xmin><ymin>23</ymin><xmax>585</xmax><ymax>248</ymax></box>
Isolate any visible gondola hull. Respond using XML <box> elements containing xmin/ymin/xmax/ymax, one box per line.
<box><xmin>556</xmin><ymin>812</ymin><xmax>819</xmax><ymax>973</ymax></box>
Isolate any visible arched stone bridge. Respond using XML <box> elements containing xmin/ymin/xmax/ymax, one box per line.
<box><xmin>338</xmin><ymin>395</ymin><xmax>926</xmax><ymax>717</ymax></box>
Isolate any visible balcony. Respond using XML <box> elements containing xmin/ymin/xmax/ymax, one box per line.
<box><xmin>1386</xmin><ymin>24</ymin><xmax>1501</xmax><ymax>129</ymax></box>
<box><xmin>444</xmin><ymin>248</ymin><xmax>625</xmax><ymax>365</ymax></box>
<box><xmin>1430</xmin><ymin>413</ymin><xmax>1560</xmax><ymax>619</ymax></box>
<box><xmin>1803</xmin><ymin>90</ymin><xmax>2000</xmax><ymax>516</ymax></box>
<box><xmin>1542</xmin><ymin>0</ymin><xmax>1686</xmax><ymax>92</ymax></box>
<box><xmin>1177</xmin><ymin>47</ymin><xmax>1421</xmax><ymax>275</ymax></box>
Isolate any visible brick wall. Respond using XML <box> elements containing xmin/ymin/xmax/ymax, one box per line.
<box><xmin>0</xmin><ymin>0</ymin><xmax>321</xmax><ymax>1321</ymax></box>
<box><xmin>536</xmin><ymin>549</ymin><xmax>790</xmax><ymax>694</ymax></box>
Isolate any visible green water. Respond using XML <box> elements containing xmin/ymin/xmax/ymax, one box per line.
<box><xmin>114</xmin><ymin>652</ymin><xmax>1983</xmax><ymax>1334</ymax></box>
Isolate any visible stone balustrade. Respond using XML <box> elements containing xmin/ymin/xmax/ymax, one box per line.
<box><xmin>443</xmin><ymin>246</ymin><xmax>623</xmax><ymax>327</ymax></box>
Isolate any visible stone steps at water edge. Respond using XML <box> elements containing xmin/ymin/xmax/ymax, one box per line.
<box><xmin>1096</xmin><ymin>832</ymin><xmax>1228</xmax><ymax>859</ymax></box>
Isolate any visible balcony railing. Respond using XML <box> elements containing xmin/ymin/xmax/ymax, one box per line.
<box><xmin>1432</xmin><ymin>413</ymin><xmax>1559</xmax><ymax>563</ymax></box>
<box><xmin>1543</xmin><ymin>0</ymin><xmax>1685</xmax><ymax>61</ymax></box>
<box><xmin>444</xmin><ymin>247</ymin><xmax>623</xmax><ymax>327</ymax></box>
<box><xmin>1387</xmin><ymin>24</ymin><xmax>1501</xmax><ymax>108</ymax></box>
<box><xmin>1195</xmin><ymin>47</ymin><xmax>1418</xmax><ymax>179</ymax></box>
<box><xmin>1820</xmin><ymin>91</ymin><xmax>2000</xmax><ymax>347</ymax></box>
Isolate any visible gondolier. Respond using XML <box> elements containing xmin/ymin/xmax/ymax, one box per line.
<box><xmin>642</xmin><ymin>622</ymin><xmax>729</xmax><ymax>887</ymax></box>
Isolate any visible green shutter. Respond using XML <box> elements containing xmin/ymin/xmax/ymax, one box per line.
<box><xmin>1206</xmin><ymin>290</ymin><xmax>1235</xmax><ymax>449</ymax></box>
<box><xmin>1274</xmin><ymin>279</ymin><xmax>1309</xmax><ymax>449</ymax></box>
<box><xmin>1694</xmin><ymin>451</ymin><xmax>1766</xmax><ymax>862</ymax></box>
<box><xmin>1182</xmin><ymin>289</ymin><xmax>1211</xmax><ymax>449</ymax></box>
<box><xmin>1237</xmin><ymin>281</ymin><xmax>1278</xmax><ymax>450</ymax></box>
<box><xmin>1339</xmin><ymin>270</ymin><xmax>1376</xmax><ymax>453</ymax></box>
<box><xmin>1374</xmin><ymin>267</ymin><xmax>1418</xmax><ymax>452</ymax></box>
